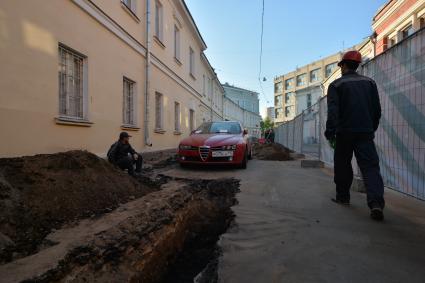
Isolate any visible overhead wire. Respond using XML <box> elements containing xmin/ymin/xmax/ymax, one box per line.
<box><xmin>258</xmin><ymin>0</ymin><xmax>270</xmax><ymax>105</ymax></box>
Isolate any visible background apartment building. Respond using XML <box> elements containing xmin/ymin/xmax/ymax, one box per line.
<box><xmin>0</xmin><ymin>0</ymin><xmax>226</xmax><ymax>157</ymax></box>
<box><xmin>222</xmin><ymin>83</ymin><xmax>261</xmax><ymax>137</ymax></box>
<box><xmin>273</xmin><ymin>52</ymin><xmax>342</xmax><ymax>124</ymax></box>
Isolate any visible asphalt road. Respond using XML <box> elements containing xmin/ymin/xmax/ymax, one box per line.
<box><xmin>162</xmin><ymin>160</ymin><xmax>425</xmax><ymax>283</ymax></box>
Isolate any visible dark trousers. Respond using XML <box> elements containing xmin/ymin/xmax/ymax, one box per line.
<box><xmin>116</xmin><ymin>154</ymin><xmax>143</xmax><ymax>175</ymax></box>
<box><xmin>334</xmin><ymin>133</ymin><xmax>385</xmax><ymax>209</ymax></box>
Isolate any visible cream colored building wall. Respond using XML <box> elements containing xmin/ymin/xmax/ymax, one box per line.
<box><xmin>0</xmin><ymin>0</ymin><xmax>146</xmax><ymax>157</ymax></box>
<box><xmin>274</xmin><ymin>52</ymin><xmax>342</xmax><ymax>123</ymax></box>
<box><xmin>91</xmin><ymin>0</ymin><xmax>146</xmax><ymax>44</ymax></box>
<box><xmin>0</xmin><ymin>0</ymin><xmax>225</xmax><ymax>157</ymax></box>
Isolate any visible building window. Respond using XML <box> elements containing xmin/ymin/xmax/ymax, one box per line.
<box><xmin>285</xmin><ymin>78</ymin><xmax>294</xmax><ymax>90</ymax></box>
<box><xmin>174</xmin><ymin>102</ymin><xmax>181</xmax><ymax>132</ymax></box>
<box><xmin>285</xmin><ymin>92</ymin><xmax>294</xmax><ymax>104</ymax></box>
<box><xmin>58</xmin><ymin>45</ymin><xmax>86</xmax><ymax>120</ymax></box>
<box><xmin>203</xmin><ymin>75</ymin><xmax>206</xmax><ymax>96</ymax></box>
<box><xmin>310</xmin><ymin>68</ymin><xmax>320</xmax><ymax>83</ymax></box>
<box><xmin>420</xmin><ymin>18</ymin><xmax>425</xmax><ymax>29</ymax></box>
<box><xmin>155</xmin><ymin>1</ymin><xmax>163</xmax><ymax>41</ymax></box>
<box><xmin>275</xmin><ymin>81</ymin><xmax>283</xmax><ymax>93</ymax></box>
<box><xmin>189</xmin><ymin>47</ymin><xmax>195</xmax><ymax>76</ymax></box>
<box><xmin>174</xmin><ymin>25</ymin><xmax>180</xmax><ymax>61</ymax></box>
<box><xmin>388</xmin><ymin>36</ymin><xmax>397</xmax><ymax>48</ymax></box>
<box><xmin>285</xmin><ymin>106</ymin><xmax>293</xmax><ymax>117</ymax></box>
<box><xmin>155</xmin><ymin>92</ymin><xmax>163</xmax><ymax>130</ymax></box>
<box><xmin>402</xmin><ymin>24</ymin><xmax>414</xmax><ymax>39</ymax></box>
<box><xmin>123</xmin><ymin>77</ymin><xmax>136</xmax><ymax>126</ymax></box>
<box><xmin>189</xmin><ymin>109</ymin><xmax>195</xmax><ymax>132</ymax></box>
<box><xmin>296</xmin><ymin>74</ymin><xmax>306</xmax><ymax>87</ymax></box>
<box><xmin>275</xmin><ymin>95</ymin><xmax>283</xmax><ymax>106</ymax></box>
<box><xmin>325</xmin><ymin>62</ymin><xmax>337</xmax><ymax>77</ymax></box>
<box><xmin>276</xmin><ymin>107</ymin><xmax>283</xmax><ymax>118</ymax></box>
<box><xmin>307</xmin><ymin>93</ymin><xmax>312</xmax><ymax>108</ymax></box>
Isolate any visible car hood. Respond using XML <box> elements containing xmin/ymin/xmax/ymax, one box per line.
<box><xmin>180</xmin><ymin>134</ymin><xmax>243</xmax><ymax>147</ymax></box>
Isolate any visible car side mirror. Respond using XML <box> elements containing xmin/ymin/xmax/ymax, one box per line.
<box><xmin>243</xmin><ymin>129</ymin><xmax>248</xmax><ymax>136</ymax></box>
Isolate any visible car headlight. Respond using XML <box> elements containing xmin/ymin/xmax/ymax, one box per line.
<box><xmin>222</xmin><ymin>145</ymin><xmax>237</xmax><ymax>150</ymax></box>
<box><xmin>179</xmin><ymin>145</ymin><xmax>193</xmax><ymax>150</ymax></box>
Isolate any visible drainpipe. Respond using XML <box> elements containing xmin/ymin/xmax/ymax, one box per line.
<box><xmin>144</xmin><ymin>0</ymin><xmax>152</xmax><ymax>147</ymax></box>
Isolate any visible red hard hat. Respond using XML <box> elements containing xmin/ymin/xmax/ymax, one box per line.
<box><xmin>338</xmin><ymin>50</ymin><xmax>362</xmax><ymax>66</ymax></box>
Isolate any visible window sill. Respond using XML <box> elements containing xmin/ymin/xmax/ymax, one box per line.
<box><xmin>121</xmin><ymin>125</ymin><xmax>140</xmax><ymax>131</ymax></box>
<box><xmin>55</xmin><ymin>117</ymin><xmax>93</xmax><ymax>127</ymax></box>
<box><xmin>190</xmin><ymin>73</ymin><xmax>196</xmax><ymax>80</ymax></box>
<box><xmin>154</xmin><ymin>128</ymin><xmax>166</xmax><ymax>134</ymax></box>
<box><xmin>153</xmin><ymin>36</ymin><xmax>165</xmax><ymax>49</ymax></box>
<box><xmin>121</xmin><ymin>2</ymin><xmax>141</xmax><ymax>22</ymax></box>
<box><xmin>173</xmin><ymin>131</ymin><xmax>182</xmax><ymax>135</ymax></box>
<box><xmin>174</xmin><ymin>57</ymin><xmax>182</xmax><ymax>66</ymax></box>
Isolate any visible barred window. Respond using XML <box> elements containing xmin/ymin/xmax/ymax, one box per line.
<box><xmin>189</xmin><ymin>109</ymin><xmax>195</xmax><ymax>132</ymax></box>
<box><xmin>155</xmin><ymin>1</ymin><xmax>163</xmax><ymax>40</ymax></box>
<box><xmin>189</xmin><ymin>47</ymin><xmax>195</xmax><ymax>76</ymax></box>
<box><xmin>123</xmin><ymin>77</ymin><xmax>135</xmax><ymax>126</ymax></box>
<box><xmin>58</xmin><ymin>45</ymin><xmax>85</xmax><ymax>119</ymax></box>
<box><xmin>174</xmin><ymin>25</ymin><xmax>180</xmax><ymax>60</ymax></box>
<box><xmin>155</xmin><ymin>92</ymin><xmax>163</xmax><ymax>130</ymax></box>
<box><xmin>174</xmin><ymin>102</ymin><xmax>181</xmax><ymax>132</ymax></box>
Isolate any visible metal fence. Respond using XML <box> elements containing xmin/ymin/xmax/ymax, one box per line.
<box><xmin>275</xmin><ymin>28</ymin><xmax>425</xmax><ymax>200</ymax></box>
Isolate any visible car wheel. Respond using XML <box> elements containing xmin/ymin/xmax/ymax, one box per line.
<box><xmin>240</xmin><ymin>149</ymin><xmax>248</xmax><ymax>169</ymax></box>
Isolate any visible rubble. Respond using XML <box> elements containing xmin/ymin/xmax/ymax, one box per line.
<box><xmin>252</xmin><ymin>143</ymin><xmax>294</xmax><ymax>161</ymax></box>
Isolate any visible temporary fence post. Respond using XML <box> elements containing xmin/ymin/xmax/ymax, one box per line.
<box><xmin>318</xmin><ymin>100</ymin><xmax>322</xmax><ymax>161</ymax></box>
<box><xmin>300</xmin><ymin>111</ymin><xmax>304</xmax><ymax>154</ymax></box>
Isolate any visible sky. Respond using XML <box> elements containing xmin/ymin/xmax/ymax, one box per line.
<box><xmin>185</xmin><ymin>0</ymin><xmax>388</xmax><ymax>117</ymax></box>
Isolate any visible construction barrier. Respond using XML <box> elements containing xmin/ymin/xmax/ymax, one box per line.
<box><xmin>275</xmin><ymin>28</ymin><xmax>425</xmax><ymax>200</ymax></box>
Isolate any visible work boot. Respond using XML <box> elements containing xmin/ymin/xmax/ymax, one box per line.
<box><xmin>331</xmin><ymin>198</ymin><xmax>350</xmax><ymax>206</ymax></box>
<box><xmin>370</xmin><ymin>207</ymin><xmax>384</xmax><ymax>221</ymax></box>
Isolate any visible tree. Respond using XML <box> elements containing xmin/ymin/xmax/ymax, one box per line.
<box><xmin>260</xmin><ymin>117</ymin><xmax>274</xmax><ymax>133</ymax></box>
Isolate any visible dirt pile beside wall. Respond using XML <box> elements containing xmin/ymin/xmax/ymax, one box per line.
<box><xmin>0</xmin><ymin>178</ymin><xmax>240</xmax><ymax>283</ymax></box>
<box><xmin>253</xmin><ymin>143</ymin><xmax>293</xmax><ymax>161</ymax></box>
<box><xmin>0</xmin><ymin>151</ymin><xmax>157</xmax><ymax>264</ymax></box>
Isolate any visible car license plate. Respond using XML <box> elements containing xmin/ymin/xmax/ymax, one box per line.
<box><xmin>212</xmin><ymin>151</ymin><xmax>233</xmax><ymax>157</ymax></box>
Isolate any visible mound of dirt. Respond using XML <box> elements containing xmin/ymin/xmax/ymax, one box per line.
<box><xmin>0</xmin><ymin>150</ymin><xmax>157</xmax><ymax>263</ymax></box>
<box><xmin>252</xmin><ymin>143</ymin><xmax>293</xmax><ymax>161</ymax></box>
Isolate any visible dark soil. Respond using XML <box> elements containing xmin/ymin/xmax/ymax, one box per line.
<box><xmin>0</xmin><ymin>150</ymin><xmax>158</xmax><ymax>264</ymax></box>
<box><xmin>252</xmin><ymin>143</ymin><xmax>293</xmax><ymax>161</ymax></box>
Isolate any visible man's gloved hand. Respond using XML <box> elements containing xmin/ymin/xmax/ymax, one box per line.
<box><xmin>324</xmin><ymin>130</ymin><xmax>335</xmax><ymax>141</ymax></box>
<box><xmin>133</xmin><ymin>153</ymin><xmax>138</xmax><ymax>160</ymax></box>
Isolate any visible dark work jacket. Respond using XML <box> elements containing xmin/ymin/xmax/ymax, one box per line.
<box><xmin>325</xmin><ymin>71</ymin><xmax>381</xmax><ymax>138</ymax></box>
<box><xmin>110</xmin><ymin>141</ymin><xmax>137</xmax><ymax>162</ymax></box>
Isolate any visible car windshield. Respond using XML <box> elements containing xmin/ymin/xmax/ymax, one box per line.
<box><xmin>194</xmin><ymin>122</ymin><xmax>242</xmax><ymax>135</ymax></box>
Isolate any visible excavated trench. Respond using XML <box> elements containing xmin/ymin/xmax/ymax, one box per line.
<box><xmin>0</xmin><ymin>151</ymin><xmax>240</xmax><ymax>283</ymax></box>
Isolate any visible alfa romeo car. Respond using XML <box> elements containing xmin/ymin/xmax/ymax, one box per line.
<box><xmin>178</xmin><ymin>121</ymin><xmax>252</xmax><ymax>169</ymax></box>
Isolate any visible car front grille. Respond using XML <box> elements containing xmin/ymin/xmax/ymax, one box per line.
<box><xmin>199</xmin><ymin>146</ymin><xmax>210</xmax><ymax>161</ymax></box>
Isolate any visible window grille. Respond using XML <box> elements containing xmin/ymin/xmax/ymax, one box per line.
<box><xmin>58</xmin><ymin>45</ymin><xmax>85</xmax><ymax>119</ymax></box>
<box><xmin>155</xmin><ymin>92</ymin><xmax>163</xmax><ymax>129</ymax></box>
<box><xmin>123</xmin><ymin>77</ymin><xmax>135</xmax><ymax>126</ymax></box>
<box><xmin>189</xmin><ymin>109</ymin><xmax>195</xmax><ymax>132</ymax></box>
<box><xmin>174</xmin><ymin>102</ymin><xmax>181</xmax><ymax>131</ymax></box>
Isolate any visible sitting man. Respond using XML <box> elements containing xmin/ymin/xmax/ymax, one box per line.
<box><xmin>108</xmin><ymin>132</ymin><xmax>142</xmax><ymax>175</ymax></box>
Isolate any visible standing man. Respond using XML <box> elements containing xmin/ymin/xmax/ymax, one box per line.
<box><xmin>108</xmin><ymin>132</ymin><xmax>143</xmax><ymax>176</ymax></box>
<box><xmin>325</xmin><ymin>51</ymin><xmax>385</xmax><ymax>221</ymax></box>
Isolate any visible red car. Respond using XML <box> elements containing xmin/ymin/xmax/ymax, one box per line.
<box><xmin>178</xmin><ymin>121</ymin><xmax>252</xmax><ymax>169</ymax></box>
